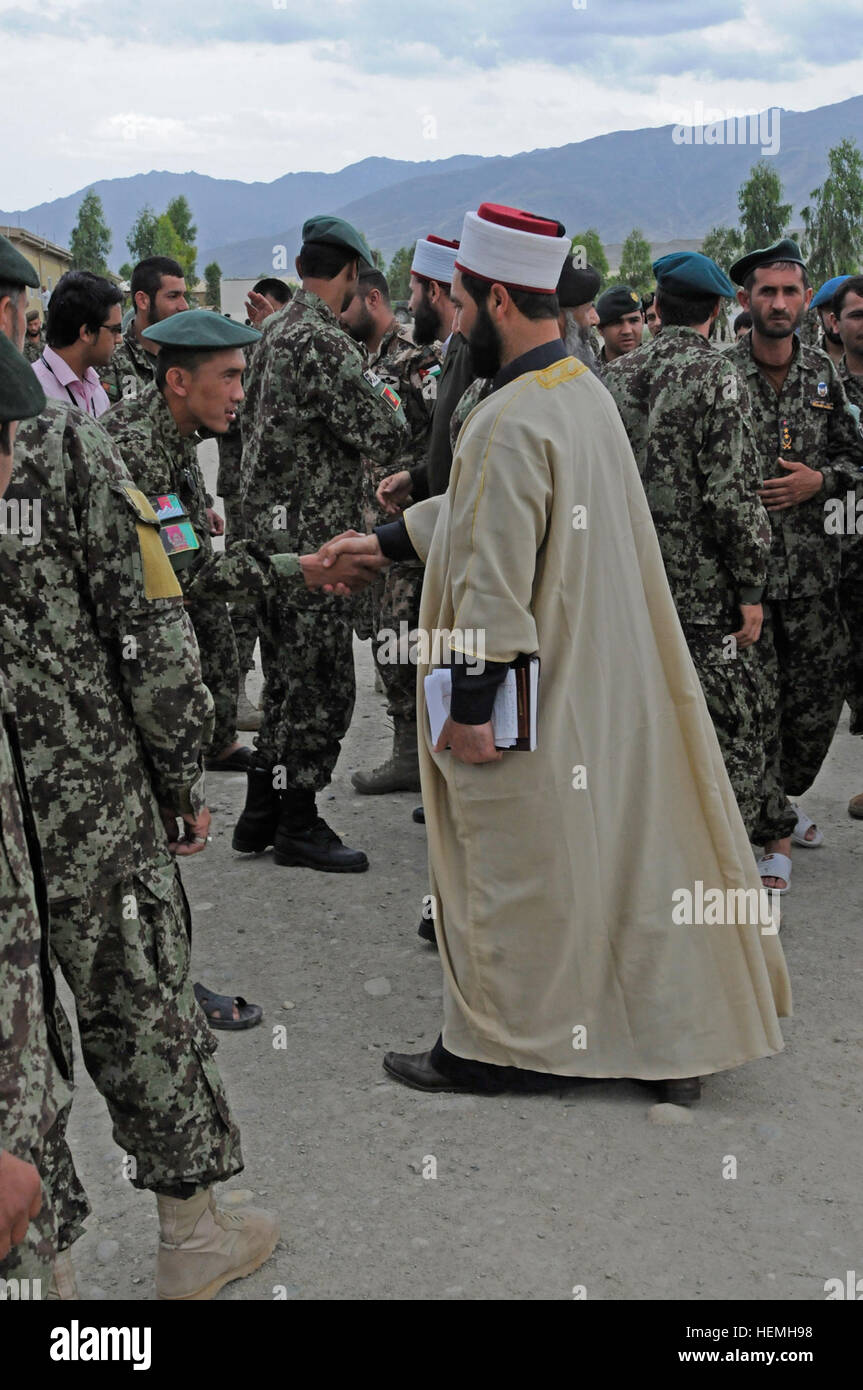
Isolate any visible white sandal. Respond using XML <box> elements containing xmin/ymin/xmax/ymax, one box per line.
<box><xmin>758</xmin><ymin>852</ymin><xmax>792</xmax><ymax>894</ymax></box>
<box><xmin>791</xmin><ymin>804</ymin><xmax>823</xmax><ymax>848</ymax></box>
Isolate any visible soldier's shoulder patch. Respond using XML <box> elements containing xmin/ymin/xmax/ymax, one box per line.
<box><xmin>113</xmin><ymin>482</ymin><xmax>181</xmax><ymax>600</ymax></box>
<box><xmin>364</xmin><ymin>368</ymin><xmax>402</xmax><ymax>412</ymax></box>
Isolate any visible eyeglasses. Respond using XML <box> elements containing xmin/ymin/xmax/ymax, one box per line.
<box><xmin>100</xmin><ymin>323</ymin><xmax>124</xmax><ymax>336</ymax></box>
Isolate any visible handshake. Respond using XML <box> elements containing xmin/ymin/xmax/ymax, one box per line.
<box><xmin>298</xmin><ymin>530</ymin><xmax>389</xmax><ymax>595</ymax></box>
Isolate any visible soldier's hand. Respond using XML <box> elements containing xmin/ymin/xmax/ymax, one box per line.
<box><xmin>376</xmin><ymin>469</ymin><xmax>412</xmax><ymax>514</ymax></box>
<box><xmin>161</xmin><ymin>805</ymin><xmax>212</xmax><ymax>856</ymax></box>
<box><xmin>759</xmin><ymin>458</ymin><xmax>823</xmax><ymax>511</ymax></box>
<box><xmin>732</xmin><ymin>603</ymin><xmax>763</xmax><ymax>648</ymax></box>
<box><xmin>206</xmin><ymin>508</ymin><xmax>225</xmax><ymax>536</ymax></box>
<box><xmin>306</xmin><ymin>533</ymin><xmax>388</xmax><ymax>594</ymax></box>
<box><xmin>0</xmin><ymin>1149</ymin><xmax>43</xmax><ymax>1260</ymax></box>
<box><xmin>245</xmin><ymin>291</ymin><xmax>276</xmax><ymax>327</ymax></box>
<box><xmin>435</xmin><ymin>717</ymin><xmax>503</xmax><ymax>765</ymax></box>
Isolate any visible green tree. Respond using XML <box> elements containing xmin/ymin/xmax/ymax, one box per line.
<box><xmin>617</xmin><ymin>227</ymin><xmax>654</xmax><ymax>295</ymax></box>
<box><xmin>204</xmin><ymin>261</ymin><xmax>222</xmax><ymax>309</ymax></box>
<box><xmin>117</xmin><ymin>261</ymin><xmax>134</xmax><ymax>282</ymax></box>
<box><xmin>737</xmin><ymin>160</ymin><xmax>792</xmax><ymax>253</ymax></box>
<box><xmin>700</xmin><ymin>225</ymin><xmax>744</xmax><ymax>276</ymax></box>
<box><xmin>800</xmin><ymin>138</ymin><xmax>863</xmax><ymax>283</ymax></box>
<box><xmin>165</xmin><ymin>195</ymin><xmax>197</xmax><ymax>246</ymax></box>
<box><xmin>151</xmin><ymin>213</ymin><xmax>196</xmax><ymax>287</ymax></box>
<box><xmin>126</xmin><ymin>205</ymin><xmax>159</xmax><ymax>263</ymax></box>
<box><xmin>69</xmin><ymin>189</ymin><xmax>112</xmax><ymax>275</ymax></box>
<box><xmin>570</xmin><ymin>228</ymin><xmax>609</xmax><ymax>288</ymax></box>
<box><xmin>387</xmin><ymin>245</ymin><xmax>413</xmax><ymax>300</ymax></box>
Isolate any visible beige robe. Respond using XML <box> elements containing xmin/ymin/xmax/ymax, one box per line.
<box><xmin>404</xmin><ymin>355</ymin><xmax>790</xmax><ymax>1079</ymax></box>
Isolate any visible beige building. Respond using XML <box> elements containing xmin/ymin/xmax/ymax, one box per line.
<box><xmin>0</xmin><ymin>225</ymin><xmax>72</xmax><ymax>320</ymax></box>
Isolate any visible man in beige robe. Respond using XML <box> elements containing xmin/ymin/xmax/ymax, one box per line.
<box><xmin>324</xmin><ymin>203</ymin><xmax>791</xmax><ymax>1103</ymax></box>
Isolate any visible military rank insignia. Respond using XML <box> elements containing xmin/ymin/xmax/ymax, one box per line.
<box><xmin>810</xmin><ymin>381</ymin><xmax>833</xmax><ymax>409</ymax></box>
<box><xmin>150</xmin><ymin>493</ymin><xmax>200</xmax><ymax>570</ymax></box>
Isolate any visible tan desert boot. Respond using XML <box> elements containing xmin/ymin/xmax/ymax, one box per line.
<box><xmin>156</xmin><ymin>1188</ymin><xmax>279</xmax><ymax>1300</ymax></box>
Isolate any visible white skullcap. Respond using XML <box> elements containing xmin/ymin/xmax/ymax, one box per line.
<box><xmin>411</xmin><ymin>234</ymin><xmax>459</xmax><ymax>285</ymax></box>
<box><xmin>455</xmin><ymin>203</ymin><xmax>569</xmax><ymax>293</ymax></box>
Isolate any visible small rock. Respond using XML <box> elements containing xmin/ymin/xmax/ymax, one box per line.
<box><xmin>194</xmin><ymin>902</ymin><xmax>214</xmax><ymax>912</ymax></box>
<box><xmin>96</xmin><ymin>1240</ymin><xmax>119</xmax><ymax>1262</ymax></box>
<box><xmin>222</xmin><ymin>1188</ymin><xmax>254</xmax><ymax>1206</ymax></box>
<box><xmin>282</xmin><ymin>1000</ymin><xmax>296</xmax><ymax>1010</ymax></box>
<box><xmin>648</xmin><ymin>1103</ymin><xmax>694</xmax><ymax>1126</ymax></box>
<box><xmin>364</xmin><ymin>977</ymin><xmax>392</xmax><ymax>997</ymax></box>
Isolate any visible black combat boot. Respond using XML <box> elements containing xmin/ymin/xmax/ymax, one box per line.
<box><xmin>273</xmin><ymin>789</ymin><xmax>369</xmax><ymax>873</ymax></box>
<box><xmin>231</xmin><ymin>761</ymin><xmax>283</xmax><ymax>853</ymax></box>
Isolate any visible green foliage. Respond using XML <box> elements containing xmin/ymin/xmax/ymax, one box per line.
<box><xmin>570</xmin><ymin>229</ymin><xmax>608</xmax><ymax>288</ymax></box>
<box><xmin>69</xmin><ymin>190</ymin><xmax>112</xmax><ymax>275</ymax></box>
<box><xmin>165</xmin><ymin>195</ymin><xmax>197</xmax><ymax>246</ymax></box>
<box><xmin>700</xmin><ymin>225</ymin><xmax>744</xmax><ymax>276</ymax></box>
<box><xmin>737</xmin><ymin>160</ymin><xmax>792</xmax><ymax>253</ymax></box>
<box><xmin>617</xmin><ymin>227</ymin><xmax>654</xmax><ymax>295</ymax></box>
<box><xmin>117</xmin><ymin>261</ymin><xmax>134</xmax><ymax>282</ymax></box>
<box><xmin>800</xmin><ymin>138</ymin><xmax>863</xmax><ymax>283</ymax></box>
<box><xmin>204</xmin><ymin>262</ymin><xmax>222</xmax><ymax>309</ymax></box>
<box><xmin>125</xmin><ymin>197</ymin><xmax>197</xmax><ymax>283</ymax></box>
<box><xmin>387</xmin><ymin>245</ymin><xmax>414</xmax><ymax>301</ymax></box>
<box><xmin>126</xmin><ymin>205</ymin><xmax>159</xmax><ymax>262</ymax></box>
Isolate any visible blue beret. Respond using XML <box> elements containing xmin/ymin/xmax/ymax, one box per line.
<box><xmin>811</xmin><ymin>275</ymin><xmax>850</xmax><ymax>309</ymax></box>
<box><xmin>653</xmin><ymin>251</ymin><xmax>736</xmax><ymax>299</ymax></box>
<box><xmin>302</xmin><ymin>215</ymin><xmax>373</xmax><ymax>268</ymax></box>
<box><xmin>142</xmin><ymin>309</ymin><xmax>261</xmax><ymax>349</ymax></box>
<box><xmin>0</xmin><ymin>334</ymin><xmax>45</xmax><ymax>423</ymax></box>
<box><xmin>729</xmin><ymin>238</ymin><xmax>806</xmax><ymax>287</ymax></box>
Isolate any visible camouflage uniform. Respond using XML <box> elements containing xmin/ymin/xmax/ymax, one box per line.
<box><xmin>103</xmin><ymin>382</ymin><xmax>240</xmax><ymax>759</ymax></box>
<box><xmin>836</xmin><ymin>357</ymin><xmax>863</xmax><ymax>732</ymax></box>
<box><xmin>240</xmin><ymin>287</ymin><xmax>406</xmax><ymax>791</ymax></box>
<box><xmin>0</xmin><ymin>400</ymin><xmax>241</xmax><ymax>1200</ymax></box>
<box><xmin>727</xmin><ymin>336</ymin><xmax>863</xmax><ymax>839</ymax></box>
<box><xmin>0</xmin><ymin>672</ymin><xmax>87</xmax><ymax>1287</ymax></box>
<box><xmin>362</xmin><ymin>321</ymin><xmax>439</xmax><ymax>721</ymax></box>
<box><xmin>97</xmin><ymin>324</ymin><xmax>156</xmax><ymax>406</ymax></box>
<box><xmin>449</xmin><ymin>377</ymin><xmax>494</xmax><ymax>455</ymax></box>
<box><xmin>605</xmin><ymin>327</ymin><xmax>771</xmax><ymax>837</ymax></box>
<box><xmin>22</xmin><ymin>333</ymin><xmax>44</xmax><ymax>365</ymax></box>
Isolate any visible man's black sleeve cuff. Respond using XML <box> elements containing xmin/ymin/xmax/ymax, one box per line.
<box><xmin>409</xmin><ymin>463</ymin><xmax>430</xmax><ymax>502</ymax></box>
<box><xmin>450</xmin><ymin>659</ymin><xmax>510</xmax><ymax>724</ymax></box>
<box><xmin>374</xmin><ymin>520</ymin><xmax>419</xmax><ymax>562</ymax></box>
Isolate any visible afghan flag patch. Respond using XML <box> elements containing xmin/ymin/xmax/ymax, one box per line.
<box><xmin>381</xmin><ymin>385</ymin><xmax>402</xmax><ymax>412</ymax></box>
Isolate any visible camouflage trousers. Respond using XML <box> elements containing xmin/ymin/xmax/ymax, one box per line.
<box><xmin>753</xmin><ymin>594</ymin><xmax>848</xmax><ymax>842</ymax></box>
<box><xmin>223</xmin><ymin>492</ymin><xmax>261</xmax><ymax>678</ymax></box>
<box><xmin>256</xmin><ymin>594</ymin><xmax>356</xmax><ymax>792</ymax></box>
<box><xmin>840</xmin><ymin>538</ymin><xmax>863</xmax><ymax>734</ymax></box>
<box><xmin>48</xmin><ymin>857</ymin><xmax>243</xmax><ymax>1198</ymax></box>
<box><xmin>371</xmin><ymin>562</ymin><xmax>424</xmax><ymax>724</ymax></box>
<box><xmin>186</xmin><ymin>596</ymin><xmax>240</xmax><ymax>758</ymax></box>
<box><xmin>683</xmin><ymin>625</ymin><xmax>765</xmax><ymax>841</ymax></box>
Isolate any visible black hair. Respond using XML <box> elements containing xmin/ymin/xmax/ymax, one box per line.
<box><xmin>358</xmin><ymin>268</ymin><xmax>390</xmax><ymax>301</ymax></box>
<box><xmin>154</xmin><ymin>346</ymin><xmax>212</xmax><ymax>390</ymax></box>
<box><xmin>642</xmin><ymin>292</ymin><xmax>656</xmax><ymax>312</ymax></box>
<box><xmin>253</xmin><ymin>277</ymin><xmax>292</xmax><ymax>304</ymax></box>
<box><xmin>416</xmin><ymin>276</ymin><xmax>452</xmax><ymax>298</ymax></box>
<box><xmin>743</xmin><ymin>260</ymin><xmax>810</xmax><ymax>294</ymax></box>
<box><xmin>654</xmin><ymin>286</ymin><xmax>719</xmax><ymax>327</ymax></box>
<box><xmin>733</xmin><ymin>310</ymin><xmax>752</xmax><ymax>333</ymax></box>
<box><xmin>458</xmin><ymin>270</ymin><xmax>559</xmax><ymax>322</ymax></box>
<box><xmin>832</xmin><ymin>275</ymin><xmax>863</xmax><ymax>318</ymax></box>
<box><xmin>46</xmin><ymin>271</ymin><xmax>123</xmax><ymax>348</ymax></box>
<box><xmin>297</xmin><ymin>242</ymin><xmax>358</xmax><ymax>281</ymax></box>
<box><xmin>131</xmin><ymin>256</ymin><xmax>185</xmax><ymax>304</ymax></box>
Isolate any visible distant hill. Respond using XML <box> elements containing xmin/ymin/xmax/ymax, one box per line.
<box><xmin>4</xmin><ymin>96</ymin><xmax>862</xmax><ymax>275</ymax></box>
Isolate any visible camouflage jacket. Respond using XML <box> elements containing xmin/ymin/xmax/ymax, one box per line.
<box><xmin>368</xmin><ymin>321</ymin><xmax>439</xmax><ymax>475</ymax></box>
<box><xmin>449</xmin><ymin>377</ymin><xmax>494</xmax><ymax>455</ymax></box>
<box><xmin>0</xmin><ymin>401</ymin><xmax>211</xmax><ymax>901</ymax></box>
<box><xmin>102</xmin><ymin>383</ymin><xmax>213</xmax><ymax>592</ymax></box>
<box><xmin>409</xmin><ymin>332</ymin><xmax>474</xmax><ymax>501</ymax></box>
<box><xmin>23</xmin><ymin>334</ymin><xmax>44</xmax><ymax>365</ymax></box>
<box><xmin>727</xmin><ymin>336</ymin><xmax>863</xmax><ymax>600</ymax></box>
<box><xmin>241</xmin><ymin>287</ymin><xmax>406</xmax><ymax>560</ymax></box>
<box><xmin>0</xmin><ymin>672</ymin><xmax>71</xmax><ymax>1158</ymax></box>
<box><xmin>98</xmin><ymin>324</ymin><xmax>157</xmax><ymax>406</ymax></box>
<box><xmin>838</xmin><ymin>356</ymin><xmax>863</xmax><ymax>417</ymax></box>
<box><xmin>605</xmin><ymin>327</ymin><xmax>771</xmax><ymax>625</ymax></box>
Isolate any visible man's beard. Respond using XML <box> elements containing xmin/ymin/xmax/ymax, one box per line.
<box><xmin>343</xmin><ymin>300</ymin><xmax>375</xmax><ymax>343</ymax></box>
<box><xmin>467</xmin><ymin>298</ymin><xmax>503</xmax><ymax>378</ymax></box>
<box><xmin>562</xmin><ymin>312</ymin><xmax>595</xmax><ymax>364</ymax></box>
<box><xmin>413</xmin><ymin>293</ymin><xmax>441</xmax><ymax>346</ymax></box>
<box><xmin>750</xmin><ymin>302</ymin><xmax>803</xmax><ymax>339</ymax></box>
<box><xmin>341</xmin><ymin>284</ymin><xmax>357</xmax><ymax>314</ymax></box>
<box><xmin>822</xmin><ymin>323</ymin><xmax>843</xmax><ymax>346</ymax></box>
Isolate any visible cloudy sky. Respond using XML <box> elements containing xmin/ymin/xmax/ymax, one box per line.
<box><xmin>2</xmin><ymin>0</ymin><xmax>863</xmax><ymax>208</ymax></box>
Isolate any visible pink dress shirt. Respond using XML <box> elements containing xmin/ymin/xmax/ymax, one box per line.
<box><xmin>32</xmin><ymin>345</ymin><xmax>111</xmax><ymax>418</ymax></box>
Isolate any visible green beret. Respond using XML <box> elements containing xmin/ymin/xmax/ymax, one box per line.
<box><xmin>301</xmin><ymin>215</ymin><xmax>373</xmax><ymax>268</ymax></box>
<box><xmin>653</xmin><ymin>251</ymin><xmax>736</xmax><ymax>299</ymax></box>
<box><xmin>0</xmin><ymin>233</ymin><xmax>40</xmax><ymax>290</ymax></box>
<box><xmin>729</xmin><ymin>238</ymin><xmax>806</xmax><ymax>287</ymax></box>
<box><xmin>141</xmin><ymin>309</ymin><xmax>261</xmax><ymax>349</ymax></box>
<box><xmin>0</xmin><ymin>334</ymin><xmax>46</xmax><ymax>424</ymax></box>
<box><xmin>596</xmin><ymin>284</ymin><xmax>643</xmax><ymax>326</ymax></box>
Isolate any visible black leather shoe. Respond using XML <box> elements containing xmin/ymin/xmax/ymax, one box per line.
<box><xmin>273</xmin><ymin>816</ymin><xmax>369</xmax><ymax>872</ymax></box>
<box><xmin>383</xmin><ymin>1050</ymin><xmax>472</xmax><ymax>1092</ymax></box>
<box><xmin>639</xmin><ymin>1076</ymin><xmax>702</xmax><ymax>1106</ymax></box>
<box><xmin>232</xmin><ymin>763</ymin><xmax>282</xmax><ymax>853</ymax></box>
<box><xmin>417</xmin><ymin>916</ymin><xmax>437</xmax><ymax>945</ymax></box>
<box><xmin>412</xmin><ymin>805</ymin><xmax>425</xmax><ymax>824</ymax></box>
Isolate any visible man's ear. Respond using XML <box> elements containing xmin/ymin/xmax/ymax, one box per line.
<box><xmin>164</xmin><ymin>365</ymin><xmax>187</xmax><ymax>396</ymax></box>
<box><xmin>134</xmin><ymin>290</ymin><xmax>150</xmax><ymax>316</ymax></box>
<box><xmin>736</xmin><ymin>288</ymin><xmax>749</xmax><ymax>310</ymax></box>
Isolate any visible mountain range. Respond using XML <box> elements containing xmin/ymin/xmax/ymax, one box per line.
<box><xmin>3</xmin><ymin>95</ymin><xmax>862</xmax><ymax>276</ymax></box>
